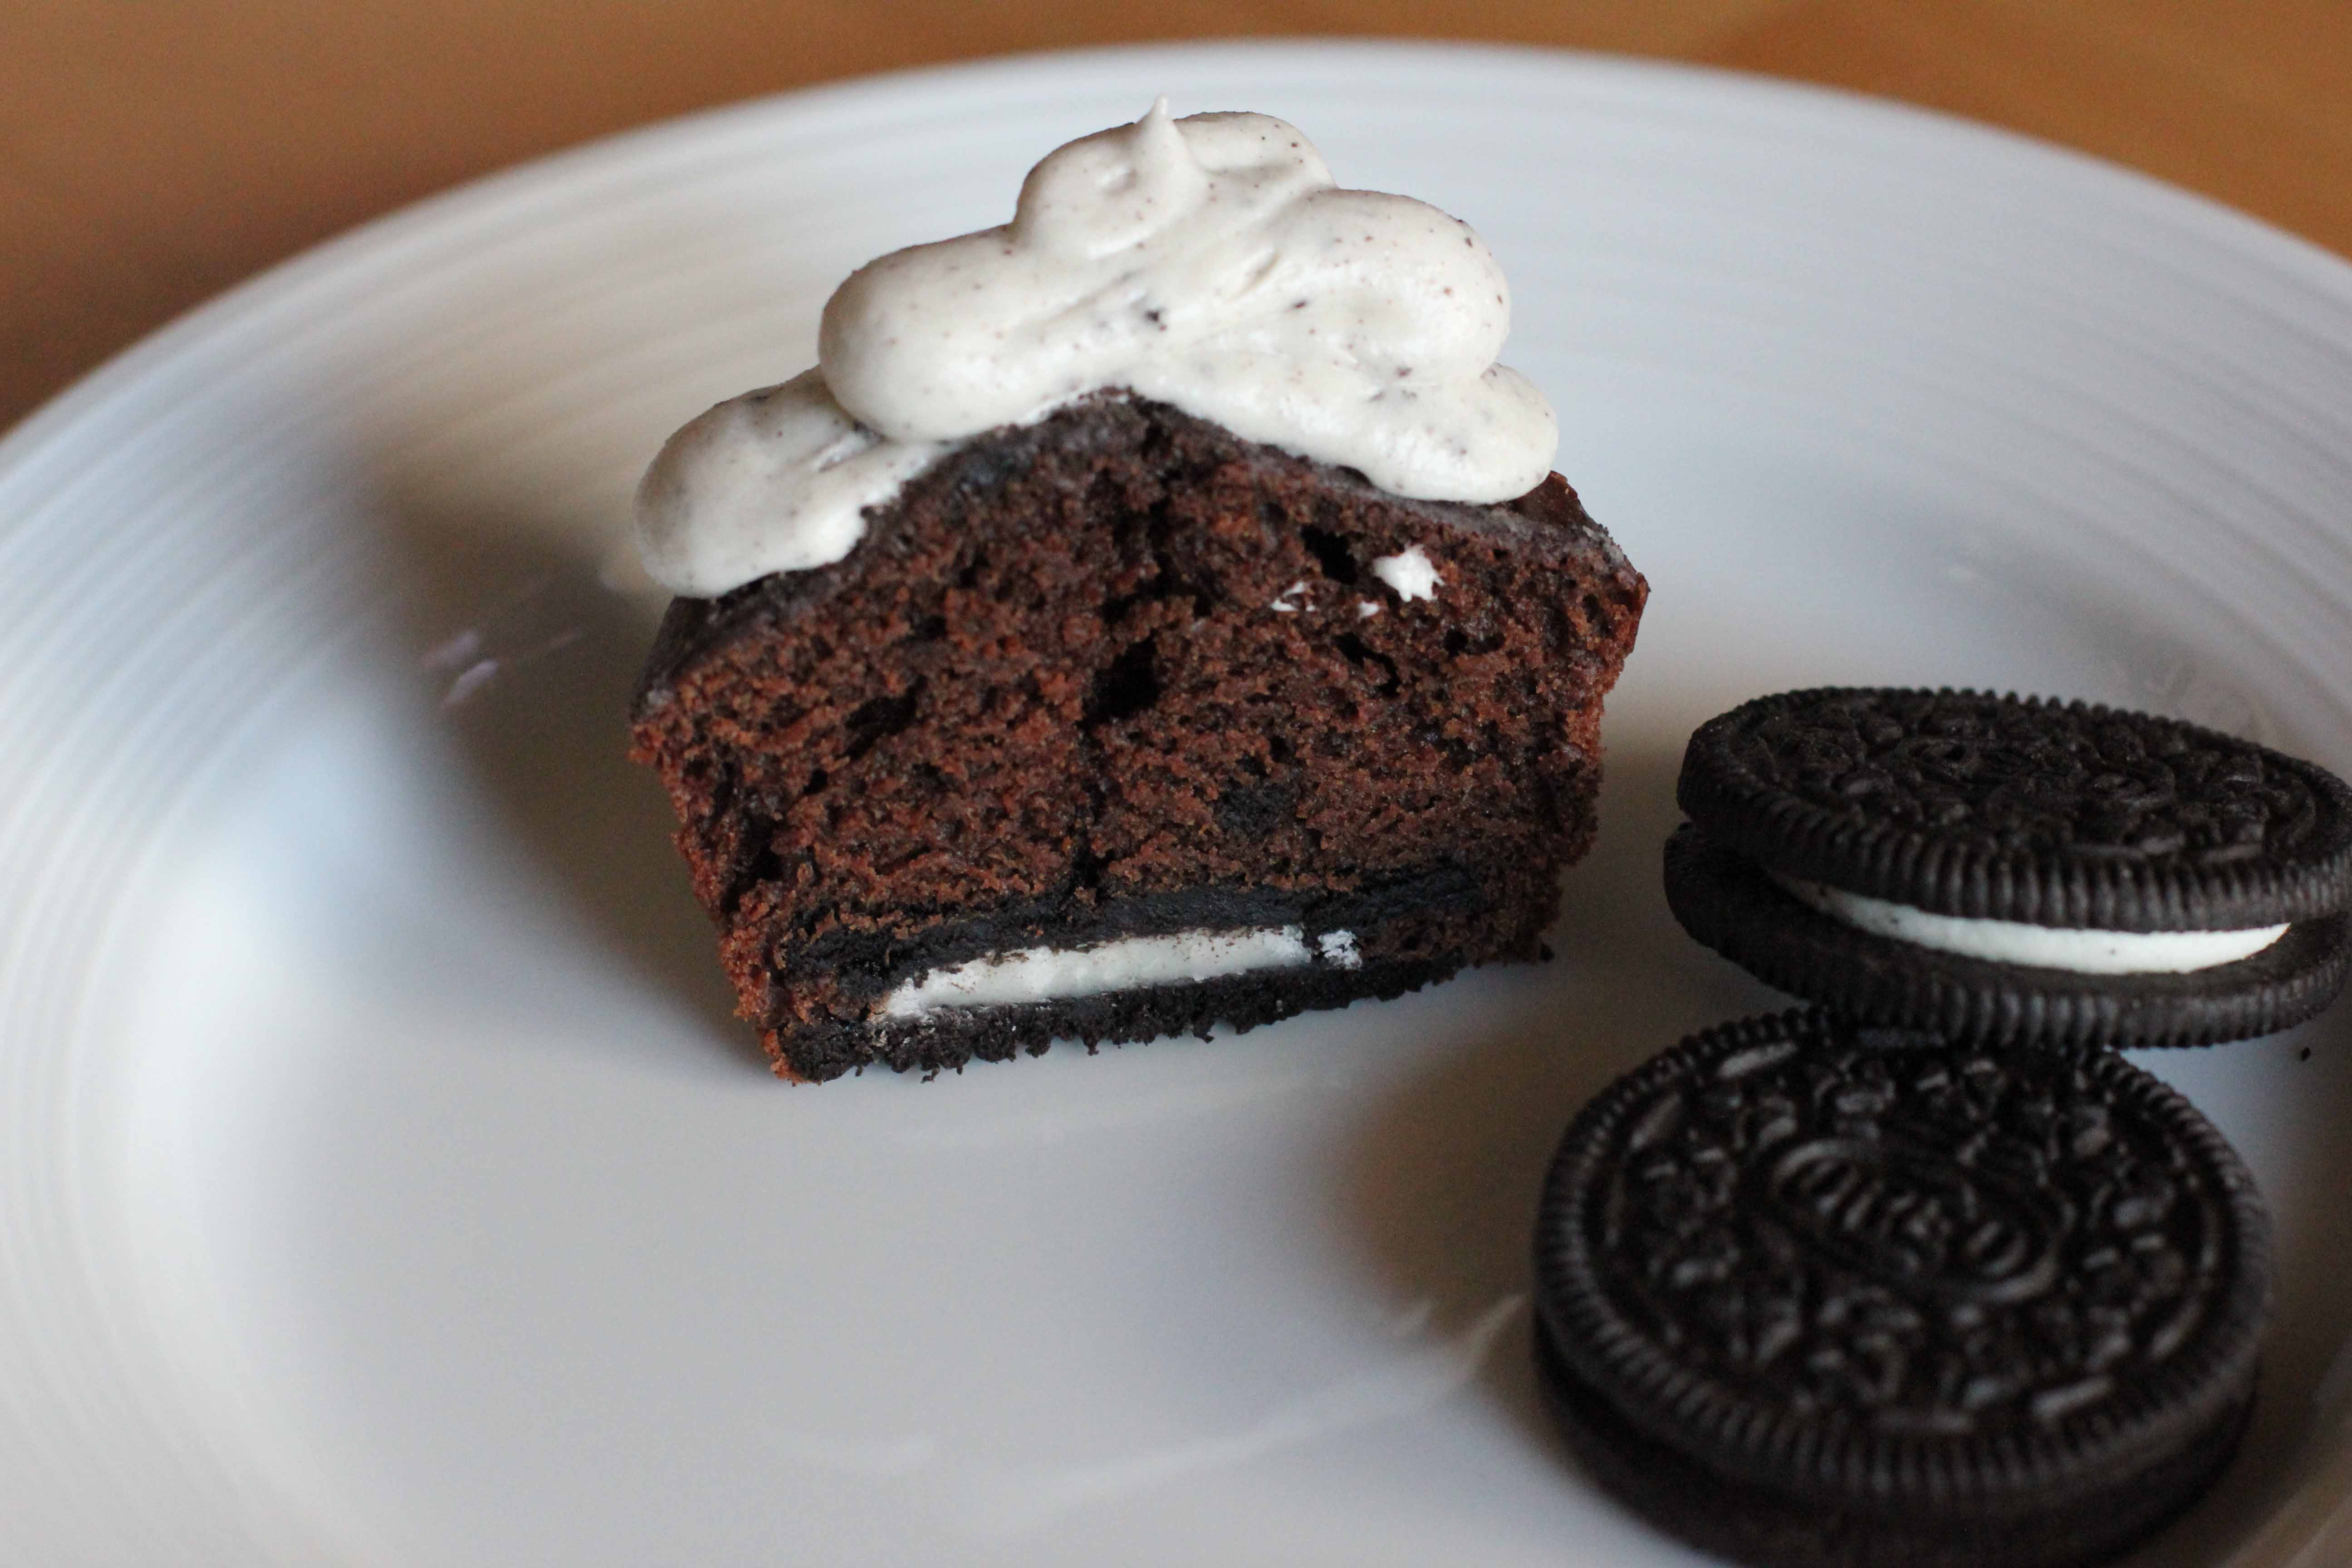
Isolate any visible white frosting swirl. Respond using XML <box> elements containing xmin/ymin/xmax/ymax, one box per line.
<box><xmin>635</xmin><ymin>370</ymin><xmax>951</xmax><ymax>595</ymax></box>
<box><xmin>635</xmin><ymin>101</ymin><xmax>1557</xmax><ymax>597</ymax></box>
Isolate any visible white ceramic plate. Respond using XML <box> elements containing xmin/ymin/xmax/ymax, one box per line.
<box><xmin>6</xmin><ymin>41</ymin><xmax>2352</xmax><ymax>1566</ymax></box>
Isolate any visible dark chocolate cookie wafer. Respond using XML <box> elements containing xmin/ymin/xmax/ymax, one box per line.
<box><xmin>1532</xmin><ymin>1009</ymin><xmax>2272</xmax><ymax>1568</ymax></box>
<box><xmin>1667</xmin><ymin>688</ymin><xmax>2352</xmax><ymax>1048</ymax></box>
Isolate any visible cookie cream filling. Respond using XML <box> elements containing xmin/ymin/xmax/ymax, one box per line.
<box><xmin>879</xmin><ymin>926</ymin><xmax>1362</xmax><ymax>1019</ymax></box>
<box><xmin>1771</xmin><ymin>873</ymin><xmax>2289</xmax><ymax>975</ymax></box>
<box><xmin>1371</xmin><ymin>545</ymin><xmax>1442</xmax><ymax>602</ymax></box>
<box><xmin>637</xmin><ymin>99</ymin><xmax>1556</xmax><ymax>596</ymax></box>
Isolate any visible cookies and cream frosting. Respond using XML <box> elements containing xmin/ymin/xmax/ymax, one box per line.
<box><xmin>1772</xmin><ymin>872</ymin><xmax>2289</xmax><ymax>975</ymax></box>
<box><xmin>635</xmin><ymin>100</ymin><xmax>1557</xmax><ymax>596</ymax></box>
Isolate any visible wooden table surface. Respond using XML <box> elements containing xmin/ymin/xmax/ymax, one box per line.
<box><xmin>10</xmin><ymin>1</ymin><xmax>2352</xmax><ymax>440</ymax></box>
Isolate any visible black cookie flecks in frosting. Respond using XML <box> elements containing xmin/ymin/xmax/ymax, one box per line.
<box><xmin>1666</xmin><ymin>689</ymin><xmax>2352</xmax><ymax>1047</ymax></box>
<box><xmin>1533</xmin><ymin>1010</ymin><xmax>2270</xmax><ymax>1568</ymax></box>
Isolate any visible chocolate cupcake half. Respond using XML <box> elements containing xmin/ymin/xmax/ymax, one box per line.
<box><xmin>626</xmin><ymin>104</ymin><xmax>1646</xmax><ymax>1080</ymax></box>
<box><xmin>1665</xmin><ymin>688</ymin><xmax>2352</xmax><ymax>1049</ymax></box>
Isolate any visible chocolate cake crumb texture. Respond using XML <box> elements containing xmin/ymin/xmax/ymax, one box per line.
<box><xmin>631</xmin><ymin>394</ymin><xmax>1644</xmax><ymax>1079</ymax></box>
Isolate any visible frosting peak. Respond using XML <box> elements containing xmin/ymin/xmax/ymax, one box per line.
<box><xmin>636</xmin><ymin>103</ymin><xmax>1557</xmax><ymax>598</ymax></box>
<box><xmin>1012</xmin><ymin>97</ymin><xmax>1232</xmax><ymax>260</ymax></box>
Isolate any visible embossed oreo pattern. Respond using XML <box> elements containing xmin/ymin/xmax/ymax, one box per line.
<box><xmin>1678</xmin><ymin>689</ymin><xmax>2352</xmax><ymax>930</ymax></box>
<box><xmin>1534</xmin><ymin>1011</ymin><xmax>2270</xmax><ymax>1514</ymax></box>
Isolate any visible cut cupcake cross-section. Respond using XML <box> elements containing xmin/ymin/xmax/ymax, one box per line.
<box><xmin>628</xmin><ymin>103</ymin><xmax>1646</xmax><ymax>1080</ymax></box>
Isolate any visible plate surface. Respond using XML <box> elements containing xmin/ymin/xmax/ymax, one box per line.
<box><xmin>6</xmin><ymin>40</ymin><xmax>2352</xmax><ymax>1567</ymax></box>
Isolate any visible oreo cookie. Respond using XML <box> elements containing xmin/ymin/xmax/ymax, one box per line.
<box><xmin>1532</xmin><ymin>1009</ymin><xmax>2271</xmax><ymax>1568</ymax></box>
<box><xmin>1665</xmin><ymin>688</ymin><xmax>2352</xmax><ymax>1048</ymax></box>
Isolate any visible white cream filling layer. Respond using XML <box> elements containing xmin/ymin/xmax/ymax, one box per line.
<box><xmin>1772</xmin><ymin>872</ymin><xmax>2288</xmax><ymax>975</ymax></box>
<box><xmin>880</xmin><ymin>925</ymin><xmax>1359</xmax><ymax>1019</ymax></box>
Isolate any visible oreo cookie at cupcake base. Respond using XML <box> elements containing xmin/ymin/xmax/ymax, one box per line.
<box><xmin>1532</xmin><ymin>1009</ymin><xmax>2272</xmax><ymax>1568</ymax></box>
<box><xmin>1665</xmin><ymin>688</ymin><xmax>2352</xmax><ymax>1049</ymax></box>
